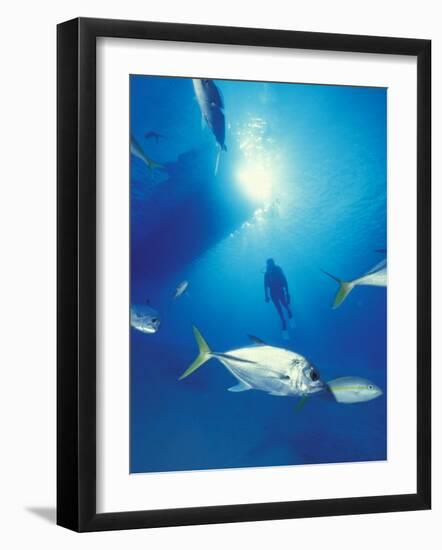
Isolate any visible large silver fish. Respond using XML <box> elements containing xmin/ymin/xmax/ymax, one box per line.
<box><xmin>322</xmin><ymin>259</ymin><xmax>387</xmax><ymax>308</ymax></box>
<box><xmin>326</xmin><ymin>377</ymin><xmax>383</xmax><ymax>404</ymax></box>
<box><xmin>179</xmin><ymin>326</ymin><xmax>325</xmax><ymax>397</ymax></box>
<box><xmin>192</xmin><ymin>79</ymin><xmax>226</xmax><ymax>174</ymax></box>
<box><xmin>130</xmin><ymin>135</ymin><xmax>162</xmax><ymax>170</ymax></box>
<box><xmin>130</xmin><ymin>303</ymin><xmax>160</xmax><ymax>334</ymax></box>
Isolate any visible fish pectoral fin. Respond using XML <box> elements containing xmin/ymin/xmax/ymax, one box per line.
<box><xmin>295</xmin><ymin>396</ymin><xmax>310</xmax><ymax>411</ymax></box>
<box><xmin>228</xmin><ymin>381</ymin><xmax>252</xmax><ymax>393</ymax></box>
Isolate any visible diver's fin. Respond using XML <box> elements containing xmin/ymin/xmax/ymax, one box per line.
<box><xmin>321</xmin><ymin>269</ymin><xmax>355</xmax><ymax>309</ymax></box>
<box><xmin>228</xmin><ymin>381</ymin><xmax>251</xmax><ymax>392</ymax></box>
<box><xmin>179</xmin><ymin>326</ymin><xmax>212</xmax><ymax>380</ymax></box>
<box><xmin>248</xmin><ymin>334</ymin><xmax>267</xmax><ymax>345</ymax></box>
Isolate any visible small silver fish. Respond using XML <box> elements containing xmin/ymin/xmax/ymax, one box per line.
<box><xmin>173</xmin><ymin>280</ymin><xmax>189</xmax><ymax>300</ymax></box>
<box><xmin>130</xmin><ymin>304</ymin><xmax>160</xmax><ymax>334</ymax></box>
<box><xmin>130</xmin><ymin>135</ymin><xmax>162</xmax><ymax>170</ymax></box>
<box><xmin>179</xmin><ymin>326</ymin><xmax>325</xmax><ymax>397</ymax></box>
<box><xmin>322</xmin><ymin>259</ymin><xmax>387</xmax><ymax>308</ymax></box>
<box><xmin>326</xmin><ymin>376</ymin><xmax>383</xmax><ymax>404</ymax></box>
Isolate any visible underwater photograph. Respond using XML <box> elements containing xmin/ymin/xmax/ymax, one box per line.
<box><xmin>129</xmin><ymin>75</ymin><xmax>387</xmax><ymax>474</ymax></box>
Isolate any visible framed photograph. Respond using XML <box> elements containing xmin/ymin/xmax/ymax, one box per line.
<box><xmin>57</xmin><ymin>18</ymin><xmax>431</xmax><ymax>532</ymax></box>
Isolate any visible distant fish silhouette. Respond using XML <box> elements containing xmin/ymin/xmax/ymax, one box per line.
<box><xmin>144</xmin><ymin>131</ymin><xmax>164</xmax><ymax>143</ymax></box>
<box><xmin>130</xmin><ymin>135</ymin><xmax>163</xmax><ymax>170</ymax></box>
<box><xmin>173</xmin><ymin>280</ymin><xmax>189</xmax><ymax>300</ymax></box>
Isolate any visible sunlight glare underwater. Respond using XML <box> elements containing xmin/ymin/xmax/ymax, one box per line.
<box><xmin>235</xmin><ymin>115</ymin><xmax>283</xmax><ymax>204</ymax></box>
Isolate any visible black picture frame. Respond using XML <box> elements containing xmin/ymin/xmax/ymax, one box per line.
<box><xmin>57</xmin><ymin>17</ymin><xmax>431</xmax><ymax>532</ymax></box>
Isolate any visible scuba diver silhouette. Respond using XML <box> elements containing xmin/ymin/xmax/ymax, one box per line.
<box><xmin>264</xmin><ymin>258</ymin><xmax>293</xmax><ymax>338</ymax></box>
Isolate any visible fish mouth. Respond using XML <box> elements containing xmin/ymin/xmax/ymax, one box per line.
<box><xmin>141</xmin><ymin>322</ymin><xmax>160</xmax><ymax>334</ymax></box>
<box><xmin>308</xmin><ymin>381</ymin><xmax>327</xmax><ymax>394</ymax></box>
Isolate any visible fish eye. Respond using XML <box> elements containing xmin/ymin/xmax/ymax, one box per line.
<box><xmin>368</xmin><ymin>385</ymin><xmax>374</xmax><ymax>390</ymax></box>
<box><xmin>152</xmin><ymin>318</ymin><xmax>158</xmax><ymax>323</ymax></box>
<box><xmin>310</xmin><ymin>370</ymin><xmax>319</xmax><ymax>382</ymax></box>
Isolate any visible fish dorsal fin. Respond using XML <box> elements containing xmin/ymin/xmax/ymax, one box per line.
<box><xmin>248</xmin><ymin>334</ymin><xmax>267</xmax><ymax>345</ymax></box>
<box><xmin>366</xmin><ymin>258</ymin><xmax>387</xmax><ymax>275</ymax></box>
<box><xmin>228</xmin><ymin>381</ymin><xmax>251</xmax><ymax>393</ymax></box>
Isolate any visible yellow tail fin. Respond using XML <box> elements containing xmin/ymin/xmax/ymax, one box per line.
<box><xmin>321</xmin><ymin>269</ymin><xmax>355</xmax><ymax>309</ymax></box>
<box><xmin>332</xmin><ymin>281</ymin><xmax>355</xmax><ymax>308</ymax></box>
<box><xmin>179</xmin><ymin>326</ymin><xmax>212</xmax><ymax>380</ymax></box>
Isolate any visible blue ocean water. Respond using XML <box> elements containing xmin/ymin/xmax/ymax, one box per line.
<box><xmin>130</xmin><ymin>75</ymin><xmax>387</xmax><ymax>474</ymax></box>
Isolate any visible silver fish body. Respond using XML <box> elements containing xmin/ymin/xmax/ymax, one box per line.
<box><xmin>193</xmin><ymin>79</ymin><xmax>226</xmax><ymax>169</ymax></box>
<box><xmin>179</xmin><ymin>327</ymin><xmax>325</xmax><ymax>397</ymax></box>
<box><xmin>173</xmin><ymin>280</ymin><xmax>189</xmax><ymax>299</ymax></box>
<box><xmin>322</xmin><ymin>258</ymin><xmax>387</xmax><ymax>308</ymax></box>
<box><xmin>326</xmin><ymin>376</ymin><xmax>383</xmax><ymax>404</ymax></box>
<box><xmin>216</xmin><ymin>345</ymin><xmax>325</xmax><ymax>397</ymax></box>
<box><xmin>130</xmin><ymin>304</ymin><xmax>160</xmax><ymax>334</ymax></box>
<box><xmin>354</xmin><ymin>259</ymin><xmax>387</xmax><ymax>287</ymax></box>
